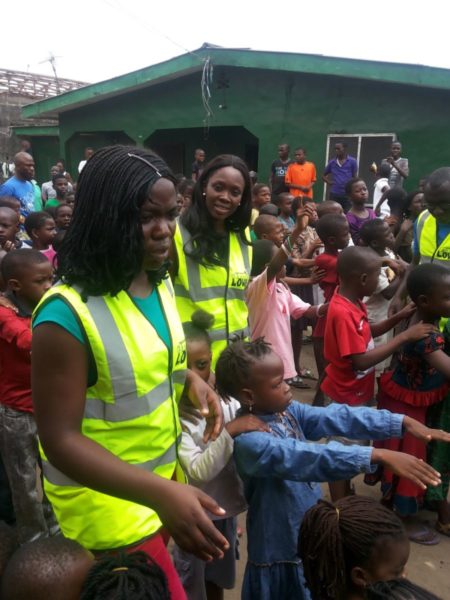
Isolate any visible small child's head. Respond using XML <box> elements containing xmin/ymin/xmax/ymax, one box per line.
<box><xmin>24</xmin><ymin>211</ymin><xmax>56</xmax><ymax>248</ymax></box>
<box><xmin>183</xmin><ymin>309</ymin><xmax>214</xmax><ymax>382</ymax></box>
<box><xmin>194</xmin><ymin>148</ymin><xmax>205</xmax><ymax>163</ymax></box>
<box><xmin>259</xmin><ymin>203</ymin><xmax>279</xmax><ymax>217</ymax></box>
<box><xmin>315</xmin><ymin>214</ymin><xmax>349</xmax><ymax>250</ymax></box>
<box><xmin>377</xmin><ymin>162</ymin><xmax>391</xmax><ymax>179</ymax></box>
<box><xmin>252</xmin><ymin>183</ymin><xmax>271</xmax><ymax>209</ymax></box>
<box><xmin>424</xmin><ymin>167</ymin><xmax>450</xmax><ymax>225</ymax></box>
<box><xmin>360</xmin><ymin>219</ymin><xmax>395</xmax><ymax>253</ymax></box>
<box><xmin>277</xmin><ymin>192</ymin><xmax>294</xmax><ymax>216</ymax></box>
<box><xmin>65</xmin><ymin>191</ymin><xmax>76</xmax><ymax>209</ymax></box>
<box><xmin>0</xmin><ymin>196</ymin><xmax>21</xmax><ymax>217</ymax></box>
<box><xmin>278</xmin><ymin>143</ymin><xmax>289</xmax><ymax>160</ymax></box>
<box><xmin>253</xmin><ymin>215</ymin><xmax>284</xmax><ymax>247</ymax></box>
<box><xmin>294</xmin><ymin>147</ymin><xmax>306</xmax><ymax>164</ymax></box>
<box><xmin>403</xmin><ymin>190</ymin><xmax>424</xmax><ymax>219</ymax></box>
<box><xmin>407</xmin><ymin>263</ymin><xmax>450</xmax><ymax>319</ymax></box>
<box><xmin>337</xmin><ymin>246</ymin><xmax>381</xmax><ymax>298</ymax></box>
<box><xmin>0</xmin><ymin>207</ymin><xmax>19</xmax><ymax>247</ymax></box>
<box><xmin>385</xmin><ymin>187</ymin><xmax>407</xmax><ymax>218</ymax></box>
<box><xmin>177</xmin><ymin>178</ymin><xmax>195</xmax><ymax>212</ymax></box>
<box><xmin>345</xmin><ymin>178</ymin><xmax>369</xmax><ymax>205</ymax></box>
<box><xmin>366</xmin><ymin>579</ymin><xmax>441</xmax><ymax>600</ymax></box>
<box><xmin>54</xmin><ymin>203</ymin><xmax>73</xmax><ymax>230</ymax></box>
<box><xmin>251</xmin><ymin>239</ymin><xmax>285</xmax><ymax>280</ymax></box>
<box><xmin>299</xmin><ymin>496</ymin><xmax>408</xmax><ymax>600</ymax></box>
<box><xmin>80</xmin><ymin>550</ymin><xmax>170</xmax><ymax>600</ymax></box>
<box><xmin>52</xmin><ymin>173</ymin><xmax>68</xmax><ymax>199</ymax></box>
<box><xmin>1</xmin><ymin>537</ymin><xmax>94</xmax><ymax>600</ymax></box>
<box><xmin>1</xmin><ymin>250</ymin><xmax>53</xmax><ymax>309</ymax></box>
<box><xmin>216</xmin><ymin>338</ymin><xmax>292</xmax><ymax>413</ymax></box>
<box><xmin>316</xmin><ymin>200</ymin><xmax>343</xmax><ymax>218</ymax></box>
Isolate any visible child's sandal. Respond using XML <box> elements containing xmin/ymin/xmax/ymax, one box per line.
<box><xmin>286</xmin><ymin>376</ymin><xmax>310</xmax><ymax>389</ymax></box>
<box><xmin>436</xmin><ymin>521</ymin><xmax>450</xmax><ymax>537</ymax></box>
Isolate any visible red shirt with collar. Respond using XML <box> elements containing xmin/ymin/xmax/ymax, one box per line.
<box><xmin>0</xmin><ymin>306</ymin><xmax>32</xmax><ymax>413</ymax></box>
<box><xmin>312</xmin><ymin>251</ymin><xmax>339</xmax><ymax>338</ymax></box>
<box><xmin>321</xmin><ymin>291</ymin><xmax>375</xmax><ymax>406</ymax></box>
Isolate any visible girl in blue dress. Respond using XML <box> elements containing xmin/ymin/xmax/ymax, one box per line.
<box><xmin>215</xmin><ymin>338</ymin><xmax>450</xmax><ymax>600</ymax></box>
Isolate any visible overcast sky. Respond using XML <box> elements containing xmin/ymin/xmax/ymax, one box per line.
<box><xmin>4</xmin><ymin>1</ymin><xmax>449</xmax><ymax>84</ymax></box>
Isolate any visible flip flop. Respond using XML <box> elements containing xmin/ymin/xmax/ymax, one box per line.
<box><xmin>407</xmin><ymin>525</ymin><xmax>440</xmax><ymax>545</ymax></box>
<box><xmin>436</xmin><ymin>521</ymin><xmax>450</xmax><ymax>537</ymax></box>
<box><xmin>298</xmin><ymin>368</ymin><xmax>318</xmax><ymax>381</ymax></box>
<box><xmin>286</xmin><ymin>376</ymin><xmax>310</xmax><ymax>389</ymax></box>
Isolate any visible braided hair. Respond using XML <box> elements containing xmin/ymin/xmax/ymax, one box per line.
<box><xmin>215</xmin><ymin>337</ymin><xmax>272</xmax><ymax>401</ymax></box>
<box><xmin>299</xmin><ymin>496</ymin><xmax>406</xmax><ymax>600</ymax></box>
<box><xmin>366</xmin><ymin>579</ymin><xmax>442</xmax><ymax>600</ymax></box>
<box><xmin>56</xmin><ymin>145</ymin><xmax>176</xmax><ymax>298</ymax></box>
<box><xmin>80</xmin><ymin>551</ymin><xmax>170</xmax><ymax>600</ymax></box>
<box><xmin>180</xmin><ymin>154</ymin><xmax>252</xmax><ymax>266</ymax></box>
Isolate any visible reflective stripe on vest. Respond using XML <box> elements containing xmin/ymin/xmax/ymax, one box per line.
<box><xmin>33</xmin><ymin>278</ymin><xmax>187</xmax><ymax>550</ymax></box>
<box><xmin>174</xmin><ymin>220</ymin><xmax>252</xmax><ymax>365</ymax></box>
<box><xmin>417</xmin><ymin>210</ymin><xmax>450</xmax><ymax>265</ymax></box>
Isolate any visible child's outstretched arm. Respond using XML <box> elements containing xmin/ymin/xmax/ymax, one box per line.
<box><xmin>369</xmin><ymin>300</ymin><xmax>415</xmax><ymax>338</ymax></box>
<box><xmin>233</xmin><ymin>429</ymin><xmax>441</xmax><ymax>491</ymax></box>
<box><xmin>351</xmin><ymin>321</ymin><xmax>436</xmax><ymax>372</ymax></box>
<box><xmin>371</xmin><ymin>448</ymin><xmax>440</xmax><ymax>491</ymax></box>
<box><xmin>266</xmin><ymin>205</ymin><xmax>315</xmax><ymax>283</ymax></box>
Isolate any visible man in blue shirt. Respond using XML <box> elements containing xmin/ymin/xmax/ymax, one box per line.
<box><xmin>322</xmin><ymin>141</ymin><xmax>358</xmax><ymax>213</ymax></box>
<box><xmin>0</xmin><ymin>153</ymin><xmax>36</xmax><ymax>220</ymax></box>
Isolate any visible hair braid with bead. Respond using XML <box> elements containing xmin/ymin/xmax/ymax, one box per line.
<box><xmin>80</xmin><ymin>550</ymin><xmax>170</xmax><ymax>600</ymax></box>
<box><xmin>299</xmin><ymin>496</ymin><xmax>406</xmax><ymax>600</ymax></box>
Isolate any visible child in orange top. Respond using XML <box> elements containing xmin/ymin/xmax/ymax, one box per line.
<box><xmin>285</xmin><ymin>148</ymin><xmax>317</xmax><ymax>200</ymax></box>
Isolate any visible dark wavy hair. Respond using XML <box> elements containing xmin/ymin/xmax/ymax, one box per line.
<box><xmin>180</xmin><ymin>154</ymin><xmax>252</xmax><ymax>265</ymax></box>
<box><xmin>56</xmin><ymin>145</ymin><xmax>176</xmax><ymax>298</ymax></box>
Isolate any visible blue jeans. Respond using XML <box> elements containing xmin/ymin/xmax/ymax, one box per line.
<box><xmin>0</xmin><ymin>406</ymin><xmax>59</xmax><ymax>544</ymax></box>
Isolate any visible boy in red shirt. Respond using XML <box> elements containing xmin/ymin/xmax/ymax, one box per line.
<box><xmin>311</xmin><ymin>214</ymin><xmax>350</xmax><ymax>405</ymax></box>
<box><xmin>322</xmin><ymin>246</ymin><xmax>434</xmax><ymax>500</ymax></box>
<box><xmin>0</xmin><ymin>249</ymin><xmax>58</xmax><ymax>544</ymax></box>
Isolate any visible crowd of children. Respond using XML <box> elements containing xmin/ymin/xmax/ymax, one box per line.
<box><xmin>0</xmin><ymin>145</ymin><xmax>449</xmax><ymax>600</ymax></box>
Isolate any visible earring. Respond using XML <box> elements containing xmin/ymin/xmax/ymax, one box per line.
<box><xmin>202</xmin><ymin>192</ymin><xmax>206</xmax><ymax>198</ymax></box>
<box><xmin>248</xmin><ymin>403</ymin><xmax>253</xmax><ymax>413</ymax></box>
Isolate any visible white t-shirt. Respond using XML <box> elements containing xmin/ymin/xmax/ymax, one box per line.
<box><xmin>373</xmin><ymin>178</ymin><xmax>390</xmax><ymax>218</ymax></box>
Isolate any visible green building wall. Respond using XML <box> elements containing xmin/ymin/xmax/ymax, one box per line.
<box><xmin>36</xmin><ymin>66</ymin><xmax>450</xmax><ymax>195</ymax></box>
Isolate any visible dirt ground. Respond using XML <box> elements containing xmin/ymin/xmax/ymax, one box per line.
<box><xmin>224</xmin><ymin>341</ymin><xmax>450</xmax><ymax>600</ymax></box>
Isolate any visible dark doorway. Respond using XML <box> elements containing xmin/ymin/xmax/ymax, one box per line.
<box><xmin>145</xmin><ymin>126</ymin><xmax>259</xmax><ymax>177</ymax></box>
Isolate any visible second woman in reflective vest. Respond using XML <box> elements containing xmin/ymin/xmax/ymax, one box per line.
<box><xmin>171</xmin><ymin>155</ymin><xmax>253</xmax><ymax>367</ymax></box>
<box><xmin>31</xmin><ymin>146</ymin><xmax>228</xmax><ymax>599</ymax></box>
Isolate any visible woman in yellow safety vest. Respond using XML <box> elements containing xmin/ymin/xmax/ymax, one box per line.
<box><xmin>171</xmin><ymin>155</ymin><xmax>253</xmax><ymax>367</ymax></box>
<box><xmin>31</xmin><ymin>146</ymin><xmax>227</xmax><ymax>599</ymax></box>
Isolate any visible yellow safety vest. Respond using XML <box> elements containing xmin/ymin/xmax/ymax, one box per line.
<box><xmin>173</xmin><ymin>221</ymin><xmax>252</xmax><ymax>366</ymax></box>
<box><xmin>416</xmin><ymin>210</ymin><xmax>450</xmax><ymax>265</ymax></box>
<box><xmin>33</xmin><ymin>278</ymin><xmax>187</xmax><ymax>550</ymax></box>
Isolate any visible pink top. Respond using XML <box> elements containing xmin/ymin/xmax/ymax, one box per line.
<box><xmin>41</xmin><ymin>246</ymin><xmax>56</xmax><ymax>265</ymax></box>
<box><xmin>246</xmin><ymin>269</ymin><xmax>311</xmax><ymax>379</ymax></box>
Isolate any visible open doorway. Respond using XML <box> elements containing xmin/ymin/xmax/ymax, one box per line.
<box><xmin>145</xmin><ymin>126</ymin><xmax>259</xmax><ymax>177</ymax></box>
